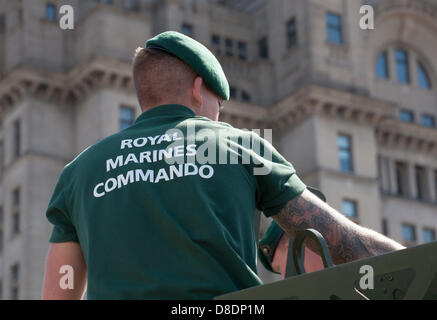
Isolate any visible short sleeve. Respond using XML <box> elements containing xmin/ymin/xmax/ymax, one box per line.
<box><xmin>249</xmin><ymin>132</ymin><xmax>307</xmax><ymax>217</ymax></box>
<box><xmin>46</xmin><ymin>170</ymin><xmax>79</xmax><ymax>243</ymax></box>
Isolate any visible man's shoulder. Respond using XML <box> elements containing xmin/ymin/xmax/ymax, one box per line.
<box><xmin>190</xmin><ymin>118</ymin><xmax>257</xmax><ymax>139</ymax></box>
<box><xmin>64</xmin><ymin>130</ymin><xmax>127</xmax><ymax>173</ymax></box>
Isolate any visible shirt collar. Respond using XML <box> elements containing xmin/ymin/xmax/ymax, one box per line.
<box><xmin>134</xmin><ymin>104</ymin><xmax>196</xmax><ymax>124</ymax></box>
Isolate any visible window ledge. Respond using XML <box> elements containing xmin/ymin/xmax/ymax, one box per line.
<box><xmin>281</xmin><ymin>46</ymin><xmax>299</xmax><ymax>61</ymax></box>
<box><xmin>325</xmin><ymin>41</ymin><xmax>348</xmax><ymax>49</ymax></box>
<box><xmin>9</xmin><ymin>233</ymin><xmax>20</xmax><ymax>242</ymax></box>
<box><xmin>40</xmin><ymin>18</ymin><xmax>58</xmax><ymax>25</ymax></box>
<box><xmin>380</xmin><ymin>191</ymin><xmax>437</xmax><ymax>207</ymax></box>
<box><xmin>403</xmin><ymin>241</ymin><xmax>417</xmax><ymax>248</ymax></box>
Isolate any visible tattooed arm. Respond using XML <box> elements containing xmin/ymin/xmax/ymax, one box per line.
<box><xmin>272</xmin><ymin>189</ymin><xmax>405</xmax><ymax>265</ymax></box>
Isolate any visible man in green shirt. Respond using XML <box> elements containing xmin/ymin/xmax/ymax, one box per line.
<box><xmin>42</xmin><ymin>31</ymin><xmax>404</xmax><ymax>300</ymax></box>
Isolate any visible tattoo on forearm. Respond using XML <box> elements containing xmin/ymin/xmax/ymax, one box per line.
<box><xmin>273</xmin><ymin>190</ymin><xmax>402</xmax><ymax>265</ymax></box>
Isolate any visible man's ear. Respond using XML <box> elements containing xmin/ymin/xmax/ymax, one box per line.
<box><xmin>192</xmin><ymin>76</ymin><xmax>203</xmax><ymax>108</ymax></box>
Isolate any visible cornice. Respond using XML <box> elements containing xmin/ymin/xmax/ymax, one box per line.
<box><xmin>0</xmin><ymin>59</ymin><xmax>435</xmax><ymax>157</ymax></box>
<box><xmin>375</xmin><ymin>0</ymin><xmax>437</xmax><ymax>22</ymax></box>
<box><xmin>269</xmin><ymin>85</ymin><xmax>396</xmax><ymax>134</ymax></box>
<box><xmin>376</xmin><ymin>118</ymin><xmax>437</xmax><ymax>156</ymax></box>
<box><xmin>0</xmin><ymin>55</ymin><xmax>135</xmax><ymax>123</ymax></box>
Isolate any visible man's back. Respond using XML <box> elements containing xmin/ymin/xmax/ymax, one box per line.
<box><xmin>44</xmin><ymin>32</ymin><xmax>308</xmax><ymax>299</ymax></box>
<box><xmin>47</xmin><ymin>104</ymin><xmax>271</xmax><ymax>299</ymax></box>
<box><xmin>43</xmin><ymin>31</ymin><xmax>405</xmax><ymax>300</ymax></box>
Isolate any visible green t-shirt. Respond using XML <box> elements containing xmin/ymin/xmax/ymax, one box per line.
<box><xmin>46</xmin><ymin>104</ymin><xmax>306</xmax><ymax>299</ymax></box>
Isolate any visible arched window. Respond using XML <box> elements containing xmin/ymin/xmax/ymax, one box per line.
<box><xmin>417</xmin><ymin>62</ymin><xmax>432</xmax><ymax>89</ymax></box>
<box><xmin>375</xmin><ymin>47</ymin><xmax>433</xmax><ymax>91</ymax></box>
<box><xmin>376</xmin><ymin>51</ymin><xmax>389</xmax><ymax>79</ymax></box>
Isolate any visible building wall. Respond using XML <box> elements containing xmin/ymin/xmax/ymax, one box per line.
<box><xmin>0</xmin><ymin>0</ymin><xmax>436</xmax><ymax>299</ymax></box>
<box><xmin>74</xmin><ymin>5</ymin><xmax>153</xmax><ymax>66</ymax></box>
<box><xmin>75</xmin><ymin>89</ymin><xmax>140</xmax><ymax>153</ymax></box>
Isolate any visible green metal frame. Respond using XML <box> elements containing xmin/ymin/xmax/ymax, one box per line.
<box><xmin>216</xmin><ymin>241</ymin><xmax>437</xmax><ymax>300</ymax></box>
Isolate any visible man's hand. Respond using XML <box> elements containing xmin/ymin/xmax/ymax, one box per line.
<box><xmin>271</xmin><ymin>232</ymin><xmax>325</xmax><ymax>278</ymax></box>
<box><xmin>272</xmin><ymin>189</ymin><xmax>405</xmax><ymax>265</ymax></box>
<box><xmin>42</xmin><ymin>242</ymin><xmax>87</xmax><ymax>300</ymax></box>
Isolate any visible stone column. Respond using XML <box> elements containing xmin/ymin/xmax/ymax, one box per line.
<box><xmin>409</xmin><ymin>51</ymin><xmax>419</xmax><ymax>87</ymax></box>
<box><xmin>388</xmin><ymin>158</ymin><xmax>398</xmax><ymax>195</ymax></box>
<box><xmin>407</xmin><ymin>162</ymin><xmax>417</xmax><ymax>199</ymax></box>
<box><xmin>388</xmin><ymin>46</ymin><xmax>397</xmax><ymax>82</ymax></box>
<box><xmin>426</xmin><ymin>167</ymin><xmax>436</xmax><ymax>203</ymax></box>
<box><xmin>378</xmin><ymin>156</ymin><xmax>390</xmax><ymax>193</ymax></box>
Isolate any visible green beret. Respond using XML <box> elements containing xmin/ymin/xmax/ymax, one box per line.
<box><xmin>258</xmin><ymin>187</ymin><xmax>327</xmax><ymax>274</ymax></box>
<box><xmin>145</xmin><ymin>31</ymin><xmax>230</xmax><ymax>101</ymax></box>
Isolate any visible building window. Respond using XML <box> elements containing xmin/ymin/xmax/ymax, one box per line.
<box><xmin>241</xmin><ymin>91</ymin><xmax>251</xmax><ymax>103</ymax></box>
<box><xmin>395</xmin><ymin>161</ymin><xmax>407</xmax><ymax>196</ymax></box>
<box><xmin>45</xmin><ymin>3</ymin><xmax>56</xmax><ymax>21</ymax></box>
<box><xmin>415</xmin><ymin>166</ymin><xmax>426</xmax><ymax>201</ymax></box>
<box><xmin>286</xmin><ymin>17</ymin><xmax>297</xmax><ymax>48</ymax></box>
<box><xmin>0</xmin><ymin>206</ymin><xmax>3</xmax><ymax>252</ymax></box>
<box><xmin>402</xmin><ymin>224</ymin><xmax>416</xmax><ymax>245</ymax></box>
<box><xmin>258</xmin><ymin>37</ymin><xmax>269</xmax><ymax>59</ymax></box>
<box><xmin>423</xmin><ymin>228</ymin><xmax>436</xmax><ymax>243</ymax></box>
<box><xmin>225</xmin><ymin>38</ymin><xmax>233</xmax><ymax>57</ymax></box>
<box><xmin>417</xmin><ymin>62</ymin><xmax>432</xmax><ymax>90</ymax></box>
<box><xmin>0</xmin><ymin>14</ymin><xmax>5</xmax><ymax>33</ymax></box>
<box><xmin>399</xmin><ymin>109</ymin><xmax>414</xmax><ymax>123</ymax></box>
<box><xmin>124</xmin><ymin>0</ymin><xmax>139</xmax><ymax>11</ymax></box>
<box><xmin>421</xmin><ymin>114</ymin><xmax>436</xmax><ymax>128</ymax></box>
<box><xmin>341</xmin><ymin>200</ymin><xmax>358</xmax><ymax>220</ymax></box>
<box><xmin>382</xmin><ymin>219</ymin><xmax>389</xmax><ymax>236</ymax></box>
<box><xmin>326</xmin><ymin>13</ymin><xmax>343</xmax><ymax>44</ymax></box>
<box><xmin>10</xmin><ymin>264</ymin><xmax>19</xmax><ymax>300</ymax></box>
<box><xmin>229</xmin><ymin>86</ymin><xmax>237</xmax><ymax>99</ymax></box>
<box><xmin>211</xmin><ymin>34</ymin><xmax>220</xmax><ymax>45</ymax></box>
<box><xmin>435</xmin><ymin>170</ymin><xmax>437</xmax><ymax>202</ymax></box>
<box><xmin>181</xmin><ymin>24</ymin><xmax>193</xmax><ymax>37</ymax></box>
<box><xmin>0</xmin><ymin>140</ymin><xmax>4</xmax><ymax>178</ymax></box>
<box><xmin>376</xmin><ymin>51</ymin><xmax>389</xmax><ymax>79</ymax></box>
<box><xmin>337</xmin><ymin>134</ymin><xmax>353</xmax><ymax>173</ymax></box>
<box><xmin>13</xmin><ymin>119</ymin><xmax>21</xmax><ymax>160</ymax></box>
<box><xmin>211</xmin><ymin>34</ymin><xmax>221</xmax><ymax>54</ymax></box>
<box><xmin>12</xmin><ymin>188</ymin><xmax>20</xmax><ymax>235</ymax></box>
<box><xmin>119</xmin><ymin>106</ymin><xmax>135</xmax><ymax>131</ymax></box>
<box><xmin>395</xmin><ymin>50</ymin><xmax>410</xmax><ymax>84</ymax></box>
<box><xmin>237</xmin><ymin>41</ymin><xmax>247</xmax><ymax>61</ymax></box>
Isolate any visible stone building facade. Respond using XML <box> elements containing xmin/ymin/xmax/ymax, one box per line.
<box><xmin>0</xmin><ymin>0</ymin><xmax>436</xmax><ymax>299</ymax></box>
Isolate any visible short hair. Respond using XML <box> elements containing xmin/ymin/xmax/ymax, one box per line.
<box><xmin>132</xmin><ymin>47</ymin><xmax>198</xmax><ymax>110</ymax></box>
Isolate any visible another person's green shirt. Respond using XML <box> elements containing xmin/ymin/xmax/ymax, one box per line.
<box><xmin>46</xmin><ymin>104</ymin><xmax>306</xmax><ymax>299</ymax></box>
